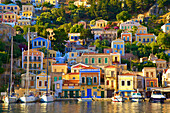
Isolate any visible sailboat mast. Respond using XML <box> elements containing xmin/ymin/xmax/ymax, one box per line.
<box><xmin>9</xmin><ymin>28</ymin><xmax>13</xmax><ymax>97</ymax></box>
<box><xmin>26</xmin><ymin>28</ymin><xmax>30</xmax><ymax>95</ymax></box>
<box><xmin>46</xmin><ymin>39</ymin><xmax>49</xmax><ymax>94</ymax></box>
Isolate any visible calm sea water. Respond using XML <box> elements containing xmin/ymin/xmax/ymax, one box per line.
<box><xmin>0</xmin><ymin>101</ymin><xmax>170</xmax><ymax>113</ymax></box>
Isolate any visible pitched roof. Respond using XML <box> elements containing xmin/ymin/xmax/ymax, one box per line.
<box><xmin>156</xmin><ymin>59</ymin><xmax>166</xmax><ymax>61</ymax></box>
<box><xmin>68</xmin><ymin>73</ymin><xmax>79</xmax><ymax>75</ymax></box>
<box><xmin>165</xmin><ymin>23</ymin><xmax>170</xmax><ymax>25</ymax></box>
<box><xmin>52</xmin><ymin>63</ymin><xmax>67</xmax><ymax>65</ymax></box>
<box><xmin>104</xmin><ymin>65</ymin><xmax>116</xmax><ymax>68</ymax></box>
<box><xmin>119</xmin><ymin>73</ymin><xmax>135</xmax><ymax>76</ymax></box>
<box><xmin>82</xmin><ymin>67</ymin><xmax>98</xmax><ymax>69</ymax></box>
<box><xmin>136</xmin><ymin>33</ymin><xmax>154</xmax><ymax>36</ymax></box>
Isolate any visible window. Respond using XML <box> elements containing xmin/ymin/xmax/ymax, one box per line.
<box><xmin>54</xmin><ymin>69</ymin><xmax>56</xmax><ymax>72</ymax></box>
<box><xmin>121</xmin><ymin>81</ymin><xmax>125</xmax><ymax>86</ymax></box>
<box><xmin>53</xmin><ymin>54</ymin><xmax>55</xmax><ymax>57</ymax></box>
<box><xmin>106</xmin><ymin>50</ymin><xmax>110</xmax><ymax>53</ymax></box>
<box><xmin>34</xmin><ymin>41</ymin><xmax>37</xmax><ymax>46</ymax></box>
<box><xmin>117</xmin><ymin>44</ymin><xmax>120</xmax><ymax>49</ymax></box>
<box><xmin>151</xmin><ymin>72</ymin><xmax>153</xmax><ymax>77</ymax></box>
<box><xmin>82</xmin><ymin>77</ymin><xmax>85</xmax><ymax>83</ymax></box>
<box><xmin>54</xmin><ymin>77</ymin><xmax>57</xmax><ymax>81</ymax></box>
<box><xmin>146</xmin><ymin>72</ymin><xmax>149</xmax><ymax>77</ymax></box>
<box><xmin>15</xmin><ymin>7</ymin><xmax>17</xmax><ymax>9</ymax></box>
<box><xmin>125</xmin><ymin>26</ymin><xmax>127</xmax><ymax>29</ymax></box>
<box><xmin>73</xmin><ymin>77</ymin><xmax>75</xmax><ymax>79</ymax></box>
<box><xmin>71</xmin><ymin>53</ymin><xmax>74</xmax><ymax>57</ymax></box>
<box><xmin>114</xmin><ymin>44</ymin><xmax>116</xmax><ymax>48</ymax></box>
<box><xmin>154</xmin><ymin>81</ymin><xmax>157</xmax><ymax>87</ymax></box>
<box><xmin>107</xmin><ymin>80</ymin><xmax>109</xmax><ymax>85</ymax></box>
<box><xmin>127</xmin><ymin>36</ymin><xmax>129</xmax><ymax>41</ymax></box>
<box><xmin>49</xmin><ymin>62</ymin><xmax>51</xmax><ymax>66</ymax></box>
<box><xmin>85</xmin><ymin>58</ymin><xmax>88</xmax><ymax>64</ymax></box>
<box><xmin>115</xmin><ymin>57</ymin><xmax>117</xmax><ymax>62</ymax></box>
<box><xmin>50</xmin><ymin>54</ymin><xmax>52</xmax><ymax>57</ymax></box>
<box><xmin>122</xmin><ymin>26</ymin><xmax>123</xmax><ymax>29</ymax></box>
<box><xmin>128</xmin><ymin>26</ymin><xmax>129</xmax><ymax>29</ymax></box>
<box><xmin>39</xmin><ymin>81</ymin><xmax>42</xmax><ymax>87</ymax></box>
<box><xmin>147</xmin><ymin>81</ymin><xmax>149</xmax><ymax>86</ymax></box>
<box><xmin>57</xmin><ymin>83</ymin><xmax>60</xmax><ymax>89</ymax></box>
<box><xmin>43</xmin><ymin>41</ymin><xmax>45</xmax><ymax>46</ymax></box>
<box><xmin>147</xmin><ymin>38</ymin><xmax>149</xmax><ymax>42</ymax></box>
<box><xmin>7</xmin><ymin>7</ymin><xmax>10</xmax><ymax>9</ymax></box>
<box><xmin>151</xmin><ymin>82</ymin><xmax>153</xmax><ymax>87</ymax></box>
<box><xmin>120</xmin><ymin>50</ymin><xmax>122</xmax><ymax>55</ymax></box>
<box><xmin>24</xmin><ymin>64</ymin><xmax>27</xmax><ymax>68</ymax></box>
<box><xmin>38</xmin><ymin>64</ymin><xmax>41</xmax><ymax>68</ymax></box>
<box><xmin>105</xmin><ymin>58</ymin><xmax>108</xmax><ymax>63</ymax></box>
<box><xmin>94</xmin><ymin>77</ymin><xmax>97</xmax><ymax>83</ymax></box>
<box><xmin>143</xmin><ymin>38</ymin><xmax>145</xmax><ymax>42</ymax></box>
<box><xmin>59</xmin><ymin>76</ymin><xmax>62</xmax><ymax>80</ymax></box>
<box><xmin>121</xmin><ymin>44</ymin><xmax>123</xmax><ymax>48</ymax></box>
<box><xmin>71</xmin><ymin>36</ymin><xmax>73</xmax><ymax>39</ymax></box>
<box><xmin>29</xmin><ymin>56</ymin><xmax>32</xmax><ymax>61</ymax></box>
<box><xmin>98</xmin><ymin>58</ymin><xmax>101</xmax><ymax>63</ymax></box>
<box><xmin>34</xmin><ymin>56</ymin><xmax>36</xmax><ymax>61</ymax></box>
<box><xmin>140</xmin><ymin>30</ymin><xmax>142</xmax><ymax>33</ymax></box>
<box><xmin>38</xmin><ymin>41</ymin><xmax>41</xmax><ymax>46</ymax></box>
<box><xmin>139</xmin><ymin>38</ymin><xmax>141</xmax><ymax>42</ymax></box>
<box><xmin>144</xmin><ymin>30</ymin><xmax>146</xmax><ymax>33</ymax></box>
<box><xmin>0</xmin><ymin>15</ymin><xmax>1</xmax><ymax>18</ymax></box>
<box><xmin>92</xmin><ymin>58</ymin><xmax>95</xmax><ymax>64</ymax></box>
<box><xmin>45</xmin><ymin>81</ymin><xmax>47</xmax><ymax>86</ymax></box>
<box><xmin>127</xmin><ymin>81</ymin><xmax>130</xmax><ymax>86</ymax></box>
<box><xmin>29</xmin><ymin>64</ymin><xmax>32</xmax><ymax>69</ymax></box>
<box><xmin>151</xmin><ymin>38</ymin><xmax>153</xmax><ymax>42</ymax></box>
<box><xmin>34</xmin><ymin>64</ymin><xmax>36</xmax><ymax>69</ymax></box>
<box><xmin>167</xmin><ymin>27</ymin><xmax>169</xmax><ymax>30</ymax></box>
<box><xmin>38</xmin><ymin>57</ymin><xmax>41</xmax><ymax>61</ymax></box>
<box><xmin>123</xmin><ymin>36</ymin><xmax>125</xmax><ymax>40</ymax></box>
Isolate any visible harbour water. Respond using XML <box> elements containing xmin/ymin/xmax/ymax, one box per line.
<box><xmin>0</xmin><ymin>101</ymin><xmax>170</xmax><ymax>113</ymax></box>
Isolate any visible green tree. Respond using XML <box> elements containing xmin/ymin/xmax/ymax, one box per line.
<box><xmin>157</xmin><ymin>32</ymin><xmax>169</xmax><ymax>48</ymax></box>
<box><xmin>116</xmin><ymin>11</ymin><xmax>132</xmax><ymax>22</ymax></box>
<box><xmin>90</xmin><ymin>20</ymin><xmax>96</xmax><ymax>25</ymax></box>
<box><xmin>56</xmin><ymin>17</ymin><xmax>66</xmax><ymax>25</ymax></box>
<box><xmin>157</xmin><ymin>0</ymin><xmax>167</xmax><ymax>7</ymax></box>
<box><xmin>36</xmin><ymin>12</ymin><xmax>52</xmax><ymax>25</ymax></box>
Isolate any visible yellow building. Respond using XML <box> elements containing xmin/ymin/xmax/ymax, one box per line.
<box><xmin>111</xmin><ymin>52</ymin><xmax>121</xmax><ymax>64</ymax></box>
<box><xmin>68</xmin><ymin>33</ymin><xmax>83</xmax><ymax>45</ymax></box>
<box><xmin>22</xmin><ymin>11</ymin><xmax>33</xmax><ymax>18</ymax></box>
<box><xmin>111</xmin><ymin>39</ymin><xmax>125</xmax><ymax>56</ymax></box>
<box><xmin>36</xmin><ymin>72</ymin><xmax>51</xmax><ymax>92</ymax></box>
<box><xmin>142</xmin><ymin>67</ymin><xmax>157</xmax><ymax>78</ymax></box>
<box><xmin>104</xmin><ymin>65</ymin><xmax>121</xmax><ymax>97</ymax></box>
<box><xmin>153</xmin><ymin>59</ymin><xmax>167</xmax><ymax>72</ymax></box>
<box><xmin>135</xmin><ymin>33</ymin><xmax>155</xmax><ymax>43</ymax></box>
<box><xmin>0</xmin><ymin>3</ymin><xmax>20</xmax><ymax>14</ymax></box>
<box><xmin>136</xmin><ymin>25</ymin><xmax>147</xmax><ymax>34</ymax></box>
<box><xmin>51</xmin><ymin>63</ymin><xmax>68</xmax><ymax>74</ymax></box>
<box><xmin>21</xmin><ymin>0</ymin><xmax>31</xmax><ymax>4</ymax></box>
<box><xmin>3</xmin><ymin>12</ymin><xmax>17</xmax><ymax>22</ymax></box>
<box><xmin>67</xmin><ymin>52</ymin><xmax>78</xmax><ymax>65</ymax></box>
<box><xmin>22</xmin><ymin>5</ymin><xmax>35</xmax><ymax>13</ymax></box>
<box><xmin>95</xmin><ymin>19</ymin><xmax>107</xmax><ymax>28</ymax></box>
<box><xmin>17</xmin><ymin>19</ymin><xmax>31</xmax><ymax>26</ymax></box>
<box><xmin>46</xmin><ymin>28</ymin><xmax>55</xmax><ymax>40</ymax></box>
<box><xmin>22</xmin><ymin>49</ymin><xmax>44</xmax><ymax>74</ymax></box>
<box><xmin>43</xmin><ymin>58</ymin><xmax>56</xmax><ymax>73</ymax></box>
<box><xmin>161</xmin><ymin>23</ymin><xmax>170</xmax><ymax>33</ymax></box>
<box><xmin>62</xmin><ymin>73</ymin><xmax>79</xmax><ymax>80</ymax></box>
<box><xmin>118</xmin><ymin>73</ymin><xmax>144</xmax><ymax>97</ymax></box>
<box><xmin>48</xmin><ymin>49</ymin><xmax>57</xmax><ymax>58</ymax></box>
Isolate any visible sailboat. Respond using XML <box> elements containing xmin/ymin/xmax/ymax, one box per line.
<box><xmin>40</xmin><ymin>39</ymin><xmax>54</xmax><ymax>103</ymax></box>
<box><xmin>19</xmin><ymin>28</ymin><xmax>37</xmax><ymax>103</ymax></box>
<box><xmin>2</xmin><ymin>34</ymin><xmax>18</xmax><ymax>103</ymax></box>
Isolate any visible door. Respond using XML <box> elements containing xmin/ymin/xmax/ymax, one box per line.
<box><xmin>151</xmin><ymin>82</ymin><xmax>153</xmax><ymax>87</ymax></box>
<box><xmin>115</xmin><ymin>57</ymin><xmax>117</xmax><ymax>62</ymax></box>
<box><xmin>76</xmin><ymin>91</ymin><xmax>79</xmax><ymax>98</ymax></box>
<box><xmin>107</xmin><ymin>90</ymin><xmax>114</xmax><ymax>98</ymax></box>
<box><xmin>70</xmin><ymin>91</ymin><xmax>74</xmax><ymax>98</ymax></box>
<box><xmin>87</xmin><ymin>89</ymin><xmax>91</xmax><ymax>98</ymax></box>
<box><xmin>64</xmin><ymin>91</ymin><xmax>68</xmax><ymax>98</ymax></box>
<box><xmin>101</xmin><ymin>91</ymin><xmax>104</xmax><ymax>98</ymax></box>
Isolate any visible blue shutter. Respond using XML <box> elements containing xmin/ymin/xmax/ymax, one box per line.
<box><xmin>114</xmin><ymin>44</ymin><xmax>116</xmax><ymax>48</ymax></box>
<box><xmin>120</xmin><ymin>50</ymin><xmax>122</xmax><ymax>55</ymax></box>
<box><xmin>117</xmin><ymin>45</ymin><xmax>120</xmax><ymax>49</ymax></box>
<box><xmin>121</xmin><ymin>44</ymin><xmax>123</xmax><ymax>48</ymax></box>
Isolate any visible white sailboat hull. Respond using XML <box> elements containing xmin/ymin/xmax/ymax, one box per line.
<box><xmin>111</xmin><ymin>96</ymin><xmax>124</xmax><ymax>102</ymax></box>
<box><xmin>40</xmin><ymin>95</ymin><xmax>54</xmax><ymax>102</ymax></box>
<box><xmin>3</xmin><ymin>96</ymin><xmax>18</xmax><ymax>103</ymax></box>
<box><xmin>20</xmin><ymin>96</ymin><xmax>37</xmax><ymax>103</ymax></box>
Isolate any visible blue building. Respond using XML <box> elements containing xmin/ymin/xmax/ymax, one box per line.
<box><xmin>31</xmin><ymin>37</ymin><xmax>52</xmax><ymax>50</ymax></box>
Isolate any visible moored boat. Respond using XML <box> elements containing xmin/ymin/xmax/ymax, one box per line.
<box><xmin>19</xmin><ymin>93</ymin><xmax>37</xmax><ymax>103</ymax></box>
<box><xmin>149</xmin><ymin>90</ymin><xmax>166</xmax><ymax>103</ymax></box>
<box><xmin>130</xmin><ymin>92</ymin><xmax>144</xmax><ymax>102</ymax></box>
<box><xmin>3</xmin><ymin>94</ymin><xmax>18</xmax><ymax>104</ymax></box>
<box><xmin>111</xmin><ymin>92</ymin><xmax>124</xmax><ymax>102</ymax></box>
<box><xmin>77</xmin><ymin>98</ymin><xmax>92</xmax><ymax>102</ymax></box>
<box><xmin>40</xmin><ymin>93</ymin><xmax>54</xmax><ymax>103</ymax></box>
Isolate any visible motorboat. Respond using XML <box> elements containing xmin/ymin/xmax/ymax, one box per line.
<box><xmin>111</xmin><ymin>92</ymin><xmax>124</xmax><ymax>102</ymax></box>
<box><xmin>40</xmin><ymin>93</ymin><xmax>54</xmax><ymax>103</ymax></box>
<box><xmin>149</xmin><ymin>90</ymin><xmax>166</xmax><ymax>102</ymax></box>
<box><xmin>130</xmin><ymin>92</ymin><xmax>144</xmax><ymax>102</ymax></box>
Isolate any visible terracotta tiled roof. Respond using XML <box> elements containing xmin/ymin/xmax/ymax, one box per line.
<box><xmin>136</xmin><ymin>33</ymin><xmax>154</xmax><ymax>36</ymax></box>
<box><xmin>63</xmin><ymin>80</ymin><xmax>79</xmax><ymax>84</ymax></box>
<box><xmin>119</xmin><ymin>73</ymin><xmax>135</xmax><ymax>76</ymax></box>
<box><xmin>76</xmin><ymin>47</ymin><xmax>86</xmax><ymax>50</ymax></box>
<box><xmin>72</xmin><ymin>65</ymin><xmax>88</xmax><ymax>68</ymax></box>
<box><xmin>83</xmin><ymin>53</ymin><xmax>110</xmax><ymax>55</ymax></box>
<box><xmin>44</xmin><ymin>58</ymin><xmax>56</xmax><ymax>60</ymax></box>
<box><xmin>82</xmin><ymin>67</ymin><xmax>98</xmax><ymax>69</ymax></box>
<box><xmin>68</xmin><ymin>73</ymin><xmax>79</xmax><ymax>75</ymax></box>
<box><xmin>104</xmin><ymin>65</ymin><xmax>116</xmax><ymax>68</ymax></box>
<box><xmin>52</xmin><ymin>63</ymin><xmax>67</xmax><ymax>65</ymax></box>
<box><xmin>156</xmin><ymin>59</ymin><xmax>166</xmax><ymax>61</ymax></box>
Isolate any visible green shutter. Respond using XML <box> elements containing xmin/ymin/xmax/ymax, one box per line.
<box><xmin>85</xmin><ymin>58</ymin><xmax>88</xmax><ymax>64</ymax></box>
<box><xmin>54</xmin><ymin>77</ymin><xmax>57</xmax><ymax>82</ymax></box>
<box><xmin>59</xmin><ymin>76</ymin><xmax>62</xmax><ymax>80</ymax></box>
<box><xmin>92</xmin><ymin>58</ymin><xmax>94</xmax><ymax>64</ymax></box>
<box><xmin>105</xmin><ymin>58</ymin><xmax>108</xmax><ymax>63</ymax></box>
